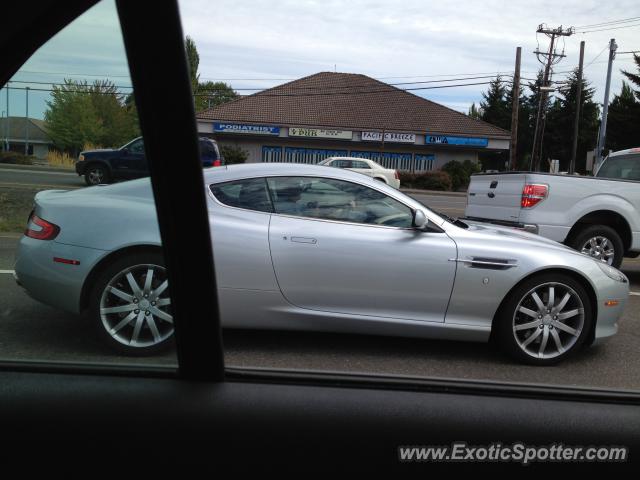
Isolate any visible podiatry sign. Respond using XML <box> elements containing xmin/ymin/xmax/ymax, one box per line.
<box><xmin>288</xmin><ymin>127</ymin><xmax>353</xmax><ymax>140</ymax></box>
<box><xmin>214</xmin><ymin>123</ymin><xmax>280</xmax><ymax>135</ymax></box>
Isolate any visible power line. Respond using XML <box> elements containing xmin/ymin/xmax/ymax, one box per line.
<box><xmin>574</xmin><ymin>16</ymin><xmax>640</xmax><ymax>29</ymax></box>
<box><xmin>577</xmin><ymin>22</ymin><xmax>640</xmax><ymax>33</ymax></box>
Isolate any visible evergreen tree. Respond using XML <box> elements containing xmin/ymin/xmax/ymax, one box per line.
<box><xmin>621</xmin><ymin>53</ymin><xmax>640</xmax><ymax>101</ymax></box>
<box><xmin>467</xmin><ymin>102</ymin><xmax>481</xmax><ymax>119</ymax></box>
<box><xmin>480</xmin><ymin>76</ymin><xmax>510</xmax><ymax>129</ymax></box>
<box><xmin>607</xmin><ymin>81</ymin><xmax>640</xmax><ymax>151</ymax></box>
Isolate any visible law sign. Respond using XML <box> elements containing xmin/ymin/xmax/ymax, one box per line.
<box><xmin>214</xmin><ymin>123</ymin><xmax>280</xmax><ymax>135</ymax></box>
<box><xmin>425</xmin><ymin>134</ymin><xmax>488</xmax><ymax>147</ymax></box>
<box><xmin>361</xmin><ymin>132</ymin><xmax>416</xmax><ymax>143</ymax></box>
<box><xmin>288</xmin><ymin>127</ymin><xmax>353</xmax><ymax>140</ymax></box>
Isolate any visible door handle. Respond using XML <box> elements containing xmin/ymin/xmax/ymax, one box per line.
<box><xmin>290</xmin><ymin>236</ymin><xmax>317</xmax><ymax>244</ymax></box>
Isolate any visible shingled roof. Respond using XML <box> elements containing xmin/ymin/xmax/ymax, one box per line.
<box><xmin>197</xmin><ymin>72</ymin><xmax>510</xmax><ymax>138</ymax></box>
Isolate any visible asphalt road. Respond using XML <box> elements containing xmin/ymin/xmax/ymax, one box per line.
<box><xmin>1</xmin><ymin>165</ymin><xmax>640</xmax><ymax>391</ymax></box>
<box><xmin>0</xmin><ymin>166</ymin><xmax>85</xmax><ymax>190</ymax></box>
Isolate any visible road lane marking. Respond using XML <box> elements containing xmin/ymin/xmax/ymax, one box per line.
<box><xmin>0</xmin><ymin>270</ymin><xmax>15</xmax><ymax>274</ymax></box>
<box><xmin>630</xmin><ymin>292</ymin><xmax>640</xmax><ymax>296</ymax></box>
<box><xmin>0</xmin><ymin>182</ymin><xmax>81</xmax><ymax>190</ymax></box>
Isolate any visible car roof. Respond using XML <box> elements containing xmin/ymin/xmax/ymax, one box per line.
<box><xmin>609</xmin><ymin>147</ymin><xmax>640</xmax><ymax>157</ymax></box>
<box><xmin>325</xmin><ymin>157</ymin><xmax>382</xmax><ymax>167</ymax></box>
<box><xmin>203</xmin><ymin>162</ymin><xmax>384</xmax><ymax>186</ymax></box>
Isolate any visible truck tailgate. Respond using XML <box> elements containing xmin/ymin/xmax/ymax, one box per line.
<box><xmin>465</xmin><ymin>174</ymin><xmax>526</xmax><ymax>222</ymax></box>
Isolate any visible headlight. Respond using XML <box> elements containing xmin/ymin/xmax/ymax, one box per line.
<box><xmin>596</xmin><ymin>261</ymin><xmax>628</xmax><ymax>283</ymax></box>
<box><xmin>78</xmin><ymin>154</ymin><xmax>85</xmax><ymax>162</ymax></box>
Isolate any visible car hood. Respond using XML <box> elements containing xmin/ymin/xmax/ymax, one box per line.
<box><xmin>461</xmin><ymin>220</ymin><xmax>575</xmax><ymax>253</ymax></box>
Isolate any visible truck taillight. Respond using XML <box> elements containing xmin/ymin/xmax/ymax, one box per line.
<box><xmin>394</xmin><ymin>170</ymin><xmax>399</xmax><ymax>180</ymax></box>
<box><xmin>24</xmin><ymin>212</ymin><xmax>60</xmax><ymax>240</ymax></box>
<box><xmin>521</xmin><ymin>184</ymin><xmax>548</xmax><ymax>208</ymax></box>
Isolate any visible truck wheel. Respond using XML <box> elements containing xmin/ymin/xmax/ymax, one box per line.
<box><xmin>570</xmin><ymin>225</ymin><xmax>623</xmax><ymax>268</ymax></box>
<box><xmin>84</xmin><ymin>164</ymin><xmax>110</xmax><ymax>186</ymax></box>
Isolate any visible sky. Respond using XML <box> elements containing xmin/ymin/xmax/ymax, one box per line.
<box><xmin>1</xmin><ymin>0</ymin><xmax>639</xmax><ymax>121</ymax></box>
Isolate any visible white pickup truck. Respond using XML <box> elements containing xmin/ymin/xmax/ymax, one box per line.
<box><xmin>464</xmin><ymin>148</ymin><xmax>640</xmax><ymax>268</ymax></box>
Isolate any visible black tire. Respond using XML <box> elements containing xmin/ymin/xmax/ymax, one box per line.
<box><xmin>84</xmin><ymin>164</ymin><xmax>111</xmax><ymax>186</ymax></box>
<box><xmin>86</xmin><ymin>251</ymin><xmax>174</xmax><ymax>356</ymax></box>
<box><xmin>494</xmin><ymin>273</ymin><xmax>592</xmax><ymax>366</ymax></box>
<box><xmin>569</xmin><ymin>224</ymin><xmax>623</xmax><ymax>268</ymax></box>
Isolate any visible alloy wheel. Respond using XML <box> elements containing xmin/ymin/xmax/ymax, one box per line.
<box><xmin>580</xmin><ymin>236</ymin><xmax>615</xmax><ymax>265</ymax></box>
<box><xmin>512</xmin><ymin>282</ymin><xmax>585</xmax><ymax>360</ymax></box>
<box><xmin>99</xmin><ymin>264</ymin><xmax>173</xmax><ymax>347</ymax></box>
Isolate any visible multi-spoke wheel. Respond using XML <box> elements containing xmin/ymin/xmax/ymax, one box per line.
<box><xmin>495</xmin><ymin>273</ymin><xmax>592</xmax><ymax>365</ymax></box>
<box><xmin>570</xmin><ymin>225</ymin><xmax>623</xmax><ymax>269</ymax></box>
<box><xmin>88</xmin><ymin>251</ymin><xmax>173</xmax><ymax>355</ymax></box>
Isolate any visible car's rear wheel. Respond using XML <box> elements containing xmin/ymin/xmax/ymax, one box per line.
<box><xmin>495</xmin><ymin>273</ymin><xmax>592</xmax><ymax>365</ymax></box>
<box><xmin>84</xmin><ymin>164</ymin><xmax>110</xmax><ymax>186</ymax></box>
<box><xmin>88</xmin><ymin>251</ymin><xmax>174</xmax><ymax>355</ymax></box>
<box><xmin>569</xmin><ymin>225</ymin><xmax>623</xmax><ymax>268</ymax></box>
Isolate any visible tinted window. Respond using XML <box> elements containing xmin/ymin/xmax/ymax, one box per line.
<box><xmin>267</xmin><ymin>177</ymin><xmax>413</xmax><ymax>227</ymax></box>
<box><xmin>596</xmin><ymin>154</ymin><xmax>640</xmax><ymax>181</ymax></box>
<box><xmin>210</xmin><ymin>178</ymin><xmax>273</xmax><ymax>212</ymax></box>
<box><xmin>128</xmin><ymin>139</ymin><xmax>144</xmax><ymax>154</ymax></box>
<box><xmin>332</xmin><ymin>160</ymin><xmax>352</xmax><ymax>168</ymax></box>
<box><xmin>351</xmin><ymin>161</ymin><xmax>371</xmax><ymax>169</ymax></box>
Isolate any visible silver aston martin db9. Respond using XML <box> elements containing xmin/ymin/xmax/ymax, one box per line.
<box><xmin>14</xmin><ymin>163</ymin><xmax>629</xmax><ymax>364</ymax></box>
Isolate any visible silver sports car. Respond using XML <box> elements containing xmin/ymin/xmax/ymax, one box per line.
<box><xmin>14</xmin><ymin>163</ymin><xmax>629</xmax><ymax>364</ymax></box>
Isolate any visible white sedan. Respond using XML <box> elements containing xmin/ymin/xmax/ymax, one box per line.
<box><xmin>319</xmin><ymin>157</ymin><xmax>401</xmax><ymax>188</ymax></box>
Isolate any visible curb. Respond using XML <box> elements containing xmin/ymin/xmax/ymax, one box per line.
<box><xmin>0</xmin><ymin>162</ymin><xmax>75</xmax><ymax>173</ymax></box>
<box><xmin>400</xmin><ymin>188</ymin><xmax>467</xmax><ymax>197</ymax></box>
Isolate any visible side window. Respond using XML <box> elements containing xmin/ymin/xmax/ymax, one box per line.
<box><xmin>596</xmin><ymin>155</ymin><xmax>640</xmax><ymax>181</ymax></box>
<box><xmin>333</xmin><ymin>160</ymin><xmax>352</xmax><ymax>168</ymax></box>
<box><xmin>210</xmin><ymin>178</ymin><xmax>273</xmax><ymax>212</ymax></box>
<box><xmin>352</xmin><ymin>161</ymin><xmax>371</xmax><ymax>169</ymax></box>
<box><xmin>129</xmin><ymin>139</ymin><xmax>144</xmax><ymax>154</ymax></box>
<box><xmin>267</xmin><ymin>177</ymin><xmax>413</xmax><ymax>227</ymax></box>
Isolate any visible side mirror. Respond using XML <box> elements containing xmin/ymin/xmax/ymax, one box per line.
<box><xmin>413</xmin><ymin>210</ymin><xmax>429</xmax><ymax>230</ymax></box>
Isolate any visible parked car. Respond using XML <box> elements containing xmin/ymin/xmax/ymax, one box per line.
<box><xmin>464</xmin><ymin>147</ymin><xmax>640</xmax><ymax>268</ymax></box>
<box><xmin>75</xmin><ymin>136</ymin><xmax>223</xmax><ymax>185</ymax></box>
<box><xmin>319</xmin><ymin>156</ymin><xmax>401</xmax><ymax>188</ymax></box>
<box><xmin>14</xmin><ymin>163</ymin><xmax>627</xmax><ymax>364</ymax></box>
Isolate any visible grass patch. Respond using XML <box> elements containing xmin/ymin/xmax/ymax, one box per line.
<box><xmin>0</xmin><ymin>187</ymin><xmax>37</xmax><ymax>233</ymax></box>
<box><xmin>46</xmin><ymin>150</ymin><xmax>75</xmax><ymax>169</ymax></box>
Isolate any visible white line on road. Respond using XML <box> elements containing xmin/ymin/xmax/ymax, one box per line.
<box><xmin>630</xmin><ymin>292</ymin><xmax>640</xmax><ymax>296</ymax></box>
<box><xmin>0</xmin><ymin>168</ymin><xmax>75</xmax><ymax>176</ymax></box>
<box><xmin>0</xmin><ymin>270</ymin><xmax>15</xmax><ymax>274</ymax></box>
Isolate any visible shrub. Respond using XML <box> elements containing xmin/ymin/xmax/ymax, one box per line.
<box><xmin>441</xmin><ymin>160</ymin><xmax>481</xmax><ymax>191</ymax></box>
<box><xmin>220</xmin><ymin>145</ymin><xmax>248</xmax><ymax>165</ymax></box>
<box><xmin>0</xmin><ymin>152</ymin><xmax>34</xmax><ymax>165</ymax></box>
<box><xmin>398</xmin><ymin>171</ymin><xmax>452</xmax><ymax>191</ymax></box>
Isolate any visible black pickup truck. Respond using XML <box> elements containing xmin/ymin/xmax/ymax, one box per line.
<box><xmin>75</xmin><ymin>136</ymin><xmax>223</xmax><ymax>185</ymax></box>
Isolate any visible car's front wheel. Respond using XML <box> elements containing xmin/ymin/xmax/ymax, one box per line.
<box><xmin>570</xmin><ymin>225</ymin><xmax>623</xmax><ymax>268</ymax></box>
<box><xmin>88</xmin><ymin>251</ymin><xmax>174</xmax><ymax>355</ymax></box>
<box><xmin>495</xmin><ymin>273</ymin><xmax>592</xmax><ymax>365</ymax></box>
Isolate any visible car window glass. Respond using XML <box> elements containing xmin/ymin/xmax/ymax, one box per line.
<box><xmin>128</xmin><ymin>139</ymin><xmax>144</xmax><ymax>154</ymax></box>
<box><xmin>596</xmin><ymin>155</ymin><xmax>640</xmax><ymax>181</ymax></box>
<box><xmin>267</xmin><ymin>177</ymin><xmax>412</xmax><ymax>227</ymax></box>
<box><xmin>210</xmin><ymin>178</ymin><xmax>273</xmax><ymax>212</ymax></box>
<box><xmin>352</xmin><ymin>161</ymin><xmax>371</xmax><ymax>169</ymax></box>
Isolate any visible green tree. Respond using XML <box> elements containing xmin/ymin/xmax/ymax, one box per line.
<box><xmin>607</xmin><ymin>81</ymin><xmax>640</xmax><ymax>151</ymax></box>
<box><xmin>197</xmin><ymin>81</ymin><xmax>239</xmax><ymax>111</ymax></box>
<box><xmin>185</xmin><ymin>36</ymin><xmax>200</xmax><ymax>93</ymax></box>
<box><xmin>621</xmin><ymin>53</ymin><xmax>640</xmax><ymax>101</ymax></box>
<box><xmin>543</xmin><ymin>69</ymin><xmax>599</xmax><ymax>172</ymax></box>
<box><xmin>480</xmin><ymin>76</ymin><xmax>510</xmax><ymax>129</ymax></box>
<box><xmin>468</xmin><ymin>102</ymin><xmax>481</xmax><ymax>119</ymax></box>
<box><xmin>44</xmin><ymin>79</ymin><xmax>140</xmax><ymax>155</ymax></box>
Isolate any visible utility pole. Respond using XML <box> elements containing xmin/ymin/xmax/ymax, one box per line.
<box><xmin>530</xmin><ymin>24</ymin><xmax>573</xmax><ymax>171</ymax></box>
<box><xmin>595</xmin><ymin>38</ymin><xmax>617</xmax><ymax>166</ymax></box>
<box><xmin>24</xmin><ymin>86</ymin><xmax>29</xmax><ymax>155</ymax></box>
<box><xmin>509</xmin><ymin>47</ymin><xmax>522</xmax><ymax>170</ymax></box>
<box><xmin>569</xmin><ymin>41</ymin><xmax>585</xmax><ymax>174</ymax></box>
<box><xmin>6</xmin><ymin>82</ymin><xmax>9</xmax><ymax>152</ymax></box>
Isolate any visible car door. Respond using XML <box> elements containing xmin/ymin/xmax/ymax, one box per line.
<box><xmin>267</xmin><ymin>176</ymin><xmax>457</xmax><ymax>322</ymax></box>
<box><xmin>117</xmin><ymin>138</ymin><xmax>148</xmax><ymax>178</ymax></box>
